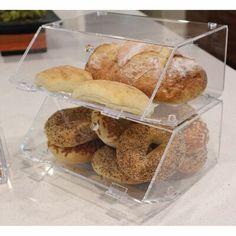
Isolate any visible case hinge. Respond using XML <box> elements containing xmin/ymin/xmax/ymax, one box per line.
<box><xmin>105</xmin><ymin>183</ymin><xmax>128</xmax><ymax>200</ymax></box>
<box><xmin>101</xmin><ymin>107</ymin><xmax>123</xmax><ymax>120</ymax></box>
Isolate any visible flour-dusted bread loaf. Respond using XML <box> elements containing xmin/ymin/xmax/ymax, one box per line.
<box><xmin>72</xmin><ymin>80</ymin><xmax>156</xmax><ymax>115</ymax></box>
<box><xmin>85</xmin><ymin>43</ymin><xmax>120</xmax><ymax>81</ymax></box>
<box><xmin>35</xmin><ymin>65</ymin><xmax>93</xmax><ymax>93</ymax></box>
<box><xmin>85</xmin><ymin>42</ymin><xmax>207</xmax><ymax>104</ymax></box>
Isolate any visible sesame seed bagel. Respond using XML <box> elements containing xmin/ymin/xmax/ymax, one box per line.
<box><xmin>91</xmin><ymin>146</ymin><xmax>144</xmax><ymax>185</ymax></box>
<box><xmin>178</xmin><ymin>147</ymin><xmax>207</xmax><ymax>175</ymax></box>
<box><xmin>48</xmin><ymin>139</ymin><xmax>103</xmax><ymax>165</ymax></box>
<box><xmin>91</xmin><ymin>111</ymin><xmax>132</xmax><ymax>147</ymax></box>
<box><xmin>184</xmin><ymin>119</ymin><xmax>209</xmax><ymax>151</ymax></box>
<box><xmin>45</xmin><ymin>107</ymin><xmax>97</xmax><ymax>147</ymax></box>
<box><xmin>116</xmin><ymin>123</ymin><xmax>185</xmax><ymax>182</ymax></box>
<box><xmin>178</xmin><ymin>118</ymin><xmax>209</xmax><ymax>175</ymax></box>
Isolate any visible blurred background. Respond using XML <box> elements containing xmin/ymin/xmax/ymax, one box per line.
<box><xmin>143</xmin><ymin>10</ymin><xmax>235</xmax><ymax>69</ymax></box>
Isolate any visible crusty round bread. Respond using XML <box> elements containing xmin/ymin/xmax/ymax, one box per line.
<box><xmin>45</xmin><ymin>107</ymin><xmax>97</xmax><ymax>147</ymax></box>
<box><xmin>72</xmin><ymin>80</ymin><xmax>156</xmax><ymax>115</ymax></box>
<box><xmin>116</xmin><ymin>41</ymin><xmax>164</xmax><ymax>67</ymax></box>
<box><xmin>116</xmin><ymin>123</ymin><xmax>185</xmax><ymax>182</ymax></box>
<box><xmin>91</xmin><ymin>146</ymin><xmax>144</xmax><ymax>184</ymax></box>
<box><xmin>91</xmin><ymin>111</ymin><xmax>131</xmax><ymax>147</ymax></box>
<box><xmin>35</xmin><ymin>65</ymin><xmax>93</xmax><ymax>93</ymax></box>
<box><xmin>48</xmin><ymin>139</ymin><xmax>103</xmax><ymax>165</ymax></box>
<box><xmin>155</xmin><ymin>56</ymin><xmax>207</xmax><ymax>103</ymax></box>
<box><xmin>85</xmin><ymin>43</ymin><xmax>120</xmax><ymax>81</ymax></box>
<box><xmin>85</xmin><ymin>42</ymin><xmax>207</xmax><ymax>104</ymax></box>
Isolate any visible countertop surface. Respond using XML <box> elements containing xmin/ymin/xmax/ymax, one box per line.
<box><xmin>0</xmin><ymin>11</ymin><xmax>236</xmax><ymax>225</ymax></box>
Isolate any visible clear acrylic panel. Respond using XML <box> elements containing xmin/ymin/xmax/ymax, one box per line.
<box><xmin>10</xmin><ymin>12</ymin><xmax>227</xmax><ymax>128</ymax></box>
<box><xmin>46</xmin><ymin>12</ymin><xmax>225</xmax><ymax>47</ymax></box>
<box><xmin>0</xmin><ymin>127</ymin><xmax>9</xmax><ymax>184</ymax></box>
<box><xmin>10</xmin><ymin>12</ymin><xmax>225</xmax><ymax>204</ymax></box>
<box><xmin>176</xmin><ymin>26</ymin><xmax>228</xmax><ymax>98</ymax></box>
<box><xmin>20</xmin><ymin>96</ymin><xmax>167</xmax><ymax>202</ymax></box>
<box><xmin>144</xmin><ymin>99</ymin><xmax>222</xmax><ymax>202</ymax></box>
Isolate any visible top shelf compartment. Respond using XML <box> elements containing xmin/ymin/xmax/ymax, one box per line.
<box><xmin>10</xmin><ymin>11</ymin><xmax>228</xmax><ymax>128</ymax></box>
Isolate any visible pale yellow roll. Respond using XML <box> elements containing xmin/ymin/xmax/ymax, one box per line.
<box><xmin>35</xmin><ymin>65</ymin><xmax>93</xmax><ymax>93</ymax></box>
<box><xmin>72</xmin><ymin>80</ymin><xmax>156</xmax><ymax>115</ymax></box>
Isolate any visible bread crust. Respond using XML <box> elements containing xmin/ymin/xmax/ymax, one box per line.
<box><xmin>85</xmin><ymin>42</ymin><xmax>207</xmax><ymax>104</ymax></box>
<box><xmin>45</xmin><ymin>107</ymin><xmax>97</xmax><ymax>147</ymax></box>
<box><xmin>72</xmin><ymin>80</ymin><xmax>156</xmax><ymax>115</ymax></box>
<box><xmin>48</xmin><ymin>139</ymin><xmax>103</xmax><ymax>165</ymax></box>
<box><xmin>91</xmin><ymin>111</ymin><xmax>131</xmax><ymax>147</ymax></box>
<box><xmin>85</xmin><ymin>43</ymin><xmax>120</xmax><ymax>81</ymax></box>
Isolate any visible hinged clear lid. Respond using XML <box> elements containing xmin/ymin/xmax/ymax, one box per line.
<box><xmin>10</xmin><ymin>11</ymin><xmax>228</xmax><ymax>128</ymax></box>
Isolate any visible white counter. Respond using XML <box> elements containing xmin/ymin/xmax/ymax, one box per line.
<box><xmin>0</xmin><ymin>11</ymin><xmax>236</xmax><ymax>225</ymax></box>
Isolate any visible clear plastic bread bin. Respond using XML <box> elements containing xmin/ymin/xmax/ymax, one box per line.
<box><xmin>11</xmin><ymin>12</ymin><xmax>227</xmax><ymax>203</ymax></box>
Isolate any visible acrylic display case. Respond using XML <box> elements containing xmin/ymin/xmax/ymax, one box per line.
<box><xmin>10</xmin><ymin>12</ymin><xmax>227</xmax><ymax>204</ymax></box>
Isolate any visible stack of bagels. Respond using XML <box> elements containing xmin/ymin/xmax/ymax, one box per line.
<box><xmin>45</xmin><ymin>106</ymin><xmax>209</xmax><ymax>184</ymax></box>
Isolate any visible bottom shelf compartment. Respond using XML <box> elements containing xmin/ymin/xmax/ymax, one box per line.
<box><xmin>19</xmin><ymin>96</ymin><xmax>223</xmax><ymax>203</ymax></box>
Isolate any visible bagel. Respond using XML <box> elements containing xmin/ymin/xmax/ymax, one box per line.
<box><xmin>184</xmin><ymin>119</ymin><xmax>209</xmax><ymax>151</ymax></box>
<box><xmin>116</xmin><ymin>123</ymin><xmax>185</xmax><ymax>182</ymax></box>
<box><xmin>45</xmin><ymin>107</ymin><xmax>97</xmax><ymax>147</ymax></box>
<box><xmin>178</xmin><ymin>147</ymin><xmax>207</xmax><ymax>175</ymax></box>
<box><xmin>35</xmin><ymin>65</ymin><xmax>93</xmax><ymax>93</ymax></box>
<box><xmin>85</xmin><ymin>42</ymin><xmax>207</xmax><ymax>104</ymax></box>
<box><xmin>178</xmin><ymin>119</ymin><xmax>209</xmax><ymax>175</ymax></box>
<box><xmin>48</xmin><ymin>139</ymin><xmax>103</xmax><ymax>165</ymax></box>
<box><xmin>91</xmin><ymin>146</ymin><xmax>144</xmax><ymax>184</ymax></box>
<box><xmin>91</xmin><ymin>111</ymin><xmax>131</xmax><ymax>147</ymax></box>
